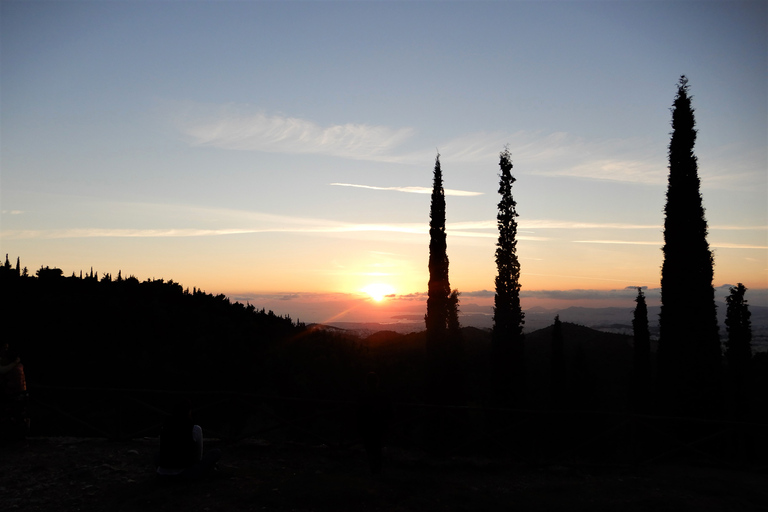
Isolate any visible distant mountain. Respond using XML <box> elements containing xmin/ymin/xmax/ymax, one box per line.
<box><xmin>329</xmin><ymin>304</ymin><xmax>768</xmax><ymax>353</ymax></box>
<box><xmin>345</xmin><ymin>321</ymin><xmax>636</xmax><ymax>409</ymax></box>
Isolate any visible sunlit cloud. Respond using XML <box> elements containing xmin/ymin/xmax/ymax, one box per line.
<box><xmin>1</xmin><ymin>228</ymin><xmax>267</xmax><ymax>239</ymax></box>
<box><xmin>709</xmin><ymin>225</ymin><xmax>768</xmax><ymax>231</ymax></box>
<box><xmin>1</xmin><ymin>210</ymin><xmax>24</xmax><ymax>215</ymax></box>
<box><xmin>330</xmin><ymin>183</ymin><xmax>483</xmax><ymax>196</ymax></box>
<box><xmin>573</xmin><ymin>240</ymin><xmax>660</xmax><ymax>245</ymax></box>
<box><xmin>3</xmin><ymin>194</ymin><xmax>760</xmax><ymax>247</ymax></box>
<box><xmin>710</xmin><ymin>242</ymin><xmax>768</xmax><ymax>250</ymax></box>
<box><xmin>574</xmin><ymin>239</ymin><xmax>768</xmax><ymax>249</ymax></box>
<box><xmin>522</xmin><ymin>220</ymin><xmax>659</xmax><ymax>230</ymax></box>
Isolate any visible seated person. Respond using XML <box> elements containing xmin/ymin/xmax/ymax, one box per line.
<box><xmin>156</xmin><ymin>399</ymin><xmax>220</xmax><ymax>479</ymax></box>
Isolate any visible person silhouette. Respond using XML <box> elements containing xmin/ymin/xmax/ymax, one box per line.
<box><xmin>357</xmin><ymin>372</ymin><xmax>393</xmax><ymax>475</ymax></box>
<box><xmin>155</xmin><ymin>398</ymin><xmax>221</xmax><ymax>479</ymax></box>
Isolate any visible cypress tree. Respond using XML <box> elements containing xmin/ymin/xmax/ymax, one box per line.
<box><xmin>448</xmin><ymin>289</ymin><xmax>461</xmax><ymax>338</ymax></box>
<box><xmin>492</xmin><ymin>147</ymin><xmax>525</xmax><ymax>404</ymax></box>
<box><xmin>551</xmin><ymin>315</ymin><xmax>565</xmax><ymax>406</ymax></box>
<box><xmin>632</xmin><ymin>287</ymin><xmax>651</xmax><ymax>410</ymax></box>
<box><xmin>724</xmin><ymin>283</ymin><xmax>751</xmax><ymax>414</ymax></box>
<box><xmin>725</xmin><ymin>283</ymin><xmax>751</xmax><ymax>368</ymax></box>
<box><xmin>658</xmin><ymin>76</ymin><xmax>721</xmax><ymax>412</ymax></box>
<box><xmin>425</xmin><ymin>153</ymin><xmax>451</xmax><ymax>349</ymax></box>
<box><xmin>425</xmin><ymin>154</ymin><xmax>462</xmax><ymax>403</ymax></box>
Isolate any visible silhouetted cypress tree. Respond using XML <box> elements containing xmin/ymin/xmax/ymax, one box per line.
<box><xmin>632</xmin><ymin>287</ymin><xmax>651</xmax><ymax>410</ymax></box>
<box><xmin>658</xmin><ymin>76</ymin><xmax>721</xmax><ymax>413</ymax></box>
<box><xmin>551</xmin><ymin>315</ymin><xmax>565</xmax><ymax>406</ymax></box>
<box><xmin>425</xmin><ymin>154</ymin><xmax>462</xmax><ymax>403</ymax></box>
<box><xmin>448</xmin><ymin>289</ymin><xmax>461</xmax><ymax>337</ymax></box>
<box><xmin>725</xmin><ymin>283</ymin><xmax>751</xmax><ymax>414</ymax></box>
<box><xmin>725</xmin><ymin>283</ymin><xmax>751</xmax><ymax>367</ymax></box>
<box><xmin>425</xmin><ymin>153</ymin><xmax>451</xmax><ymax>349</ymax></box>
<box><xmin>492</xmin><ymin>147</ymin><xmax>525</xmax><ymax>404</ymax></box>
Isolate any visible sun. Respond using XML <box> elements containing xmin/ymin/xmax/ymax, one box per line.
<box><xmin>361</xmin><ymin>283</ymin><xmax>396</xmax><ymax>302</ymax></box>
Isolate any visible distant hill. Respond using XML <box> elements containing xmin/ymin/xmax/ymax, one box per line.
<box><xmin>318</xmin><ymin>321</ymin><xmax>636</xmax><ymax>409</ymax></box>
<box><xmin>330</xmin><ymin>304</ymin><xmax>768</xmax><ymax>353</ymax></box>
<box><xmin>523</xmin><ymin>322</ymin><xmax>635</xmax><ymax>410</ymax></box>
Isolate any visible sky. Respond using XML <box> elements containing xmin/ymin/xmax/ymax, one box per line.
<box><xmin>1</xmin><ymin>0</ymin><xmax>766</xmax><ymax>325</ymax></box>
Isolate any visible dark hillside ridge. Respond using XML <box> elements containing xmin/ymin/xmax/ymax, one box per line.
<box><xmin>1</xmin><ymin>264</ymin><xmax>301</xmax><ymax>392</ymax></box>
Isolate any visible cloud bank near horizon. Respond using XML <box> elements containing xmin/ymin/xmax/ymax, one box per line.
<box><xmin>236</xmin><ymin>284</ymin><xmax>768</xmax><ymax>308</ymax></box>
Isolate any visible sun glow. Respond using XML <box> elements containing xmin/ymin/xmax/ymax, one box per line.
<box><xmin>361</xmin><ymin>283</ymin><xmax>396</xmax><ymax>302</ymax></box>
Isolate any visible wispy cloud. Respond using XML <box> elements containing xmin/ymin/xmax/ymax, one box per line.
<box><xmin>573</xmin><ymin>240</ymin><xmax>660</xmax><ymax>246</ymax></box>
<box><xmin>427</xmin><ymin>130</ymin><xmax>669</xmax><ymax>185</ymax></box>
<box><xmin>330</xmin><ymin>183</ymin><xmax>482</xmax><ymax>196</ymax></box>
<box><xmin>710</xmin><ymin>242</ymin><xmax>768</xmax><ymax>250</ymax></box>
<box><xmin>2</xmin><ymin>228</ymin><xmax>277</xmax><ymax>239</ymax></box>
<box><xmin>182</xmin><ymin>109</ymin><xmax>414</xmax><ymax>161</ymax></box>
<box><xmin>177</xmin><ymin>104</ymin><xmax>762</xmax><ymax>189</ymax></box>
<box><xmin>574</xmin><ymin>239</ymin><xmax>767</xmax><ymax>250</ymax></box>
<box><xmin>522</xmin><ymin>220</ymin><xmax>659</xmax><ymax>230</ymax></box>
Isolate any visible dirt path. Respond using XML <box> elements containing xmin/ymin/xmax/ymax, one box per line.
<box><xmin>2</xmin><ymin>437</ymin><xmax>767</xmax><ymax>511</ymax></box>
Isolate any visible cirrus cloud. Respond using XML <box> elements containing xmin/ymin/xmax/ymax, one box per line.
<box><xmin>183</xmin><ymin>109</ymin><xmax>414</xmax><ymax>161</ymax></box>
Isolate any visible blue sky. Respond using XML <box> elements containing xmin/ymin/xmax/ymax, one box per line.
<box><xmin>1</xmin><ymin>1</ymin><xmax>766</xmax><ymax>323</ymax></box>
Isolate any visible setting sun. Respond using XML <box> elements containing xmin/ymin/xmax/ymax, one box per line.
<box><xmin>361</xmin><ymin>283</ymin><xmax>396</xmax><ymax>302</ymax></box>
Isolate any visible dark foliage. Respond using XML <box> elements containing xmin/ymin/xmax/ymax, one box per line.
<box><xmin>0</xmin><ymin>259</ymin><xmax>307</xmax><ymax>394</ymax></box>
<box><xmin>491</xmin><ymin>147</ymin><xmax>525</xmax><ymax>405</ymax></box>
<box><xmin>724</xmin><ymin>283</ymin><xmax>752</xmax><ymax>415</ymax></box>
<box><xmin>725</xmin><ymin>283</ymin><xmax>752</xmax><ymax>370</ymax></box>
<box><xmin>658</xmin><ymin>76</ymin><xmax>721</xmax><ymax>414</ymax></box>
<box><xmin>550</xmin><ymin>315</ymin><xmax>565</xmax><ymax>407</ymax></box>
<box><xmin>632</xmin><ymin>288</ymin><xmax>651</xmax><ymax>410</ymax></box>
<box><xmin>424</xmin><ymin>154</ymin><xmax>463</xmax><ymax>403</ymax></box>
<box><xmin>425</xmin><ymin>153</ymin><xmax>452</xmax><ymax>346</ymax></box>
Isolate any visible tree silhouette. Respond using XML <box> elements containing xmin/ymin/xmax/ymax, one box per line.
<box><xmin>491</xmin><ymin>147</ymin><xmax>525</xmax><ymax>404</ymax></box>
<box><xmin>424</xmin><ymin>153</ymin><xmax>462</xmax><ymax>402</ymax></box>
<box><xmin>632</xmin><ymin>287</ymin><xmax>651</xmax><ymax>410</ymax></box>
<box><xmin>425</xmin><ymin>153</ymin><xmax>452</xmax><ymax>349</ymax></box>
<box><xmin>551</xmin><ymin>315</ymin><xmax>565</xmax><ymax>406</ymax></box>
<box><xmin>657</xmin><ymin>76</ymin><xmax>721</xmax><ymax>413</ymax></box>
<box><xmin>724</xmin><ymin>283</ymin><xmax>752</xmax><ymax>415</ymax></box>
<box><xmin>448</xmin><ymin>289</ymin><xmax>461</xmax><ymax>338</ymax></box>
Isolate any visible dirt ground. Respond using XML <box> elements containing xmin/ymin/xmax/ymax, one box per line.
<box><xmin>2</xmin><ymin>436</ymin><xmax>767</xmax><ymax>512</ymax></box>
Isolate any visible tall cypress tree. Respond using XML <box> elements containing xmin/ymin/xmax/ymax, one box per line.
<box><xmin>425</xmin><ymin>153</ymin><xmax>451</xmax><ymax>348</ymax></box>
<box><xmin>658</xmin><ymin>76</ymin><xmax>720</xmax><ymax>412</ymax></box>
<box><xmin>492</xmin><ymin>147</ymin><xmax>525</xmax><ymax>403</ymax></box>
<box><xmin>425</xmin><ymin>153</ymin><xmax>461</xmax><ymax>403</ymax></box>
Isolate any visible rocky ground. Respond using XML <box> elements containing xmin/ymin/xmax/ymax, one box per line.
<box><xmin>2</xmin><ymin>437</ymin><xmax>768</xmax><ymax>511</ymax></box>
